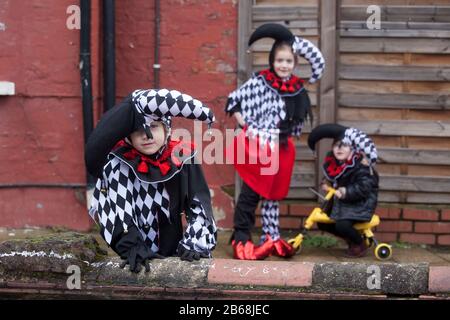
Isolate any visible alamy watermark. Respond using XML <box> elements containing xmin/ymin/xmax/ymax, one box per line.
<box><xmin>366</xmin><ymin>265</ymin><xmax>381</xmax><ymax>290</ymax></box>
<box><xmin>66</xmin><ymin>5</ymin><xmax>80</xmax><ymax>30</ymax></box>
<box><xmin>169</xmin><ymin>123</ymin><xmax>281</xmax><ymax>176</ymax></box>
<box><xmin>66</xmin><ymin>265</ymin><xmax>81</xmax><ymax>290</ymax></box>
<box><xmin>366</xmin><ymin>5</ymin><xmax>381</xmax><ymax>30</ymax></box>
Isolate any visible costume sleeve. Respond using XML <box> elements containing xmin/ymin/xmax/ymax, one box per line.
<box><xmin>344</xmin><ymin>168</ymin><xmax>379</xmax><ymax>202</ymax></box>
<box><xmin>179</xmin><ymin>163</ymin><xmax>217</xmax><ymax>256</ymax></box>
<box><xmin>292</xmin><ymin>36</ymin><xmax>325</xmax><ymax>84</ymax></box>
<box><xmin>225</xmin><ymin>98</ymin><xmax>241</xmax><ymax>115</ymax></box>
<box><xmin>179</xmin><ymin>197</ymin><xmax>217</xmax><ymax>256</ymax></box>
<box><xmin>291</xmin><ymin>122</ymin><xmax>303</xmax><ymax>137</ymax></box>
<box><xmin>224</xmin><ymin>77</ymin><xmax>254</xmax><ymax>115</ymax></box>
<box><xmin>85</xmin><ymin>94</ymin><xmax>145</xmax><ymax>178</ymax></box>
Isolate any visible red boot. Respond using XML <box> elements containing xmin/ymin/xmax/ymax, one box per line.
<box><xmin>232</xmin><ymin>240</ymin><xmax>259</xmax><ymax>260</ymax></box>
<box><xmin>232</xmin><ymin>240</ymin><xmax>246</xmax><ymax>259</ymax></box>
<box><xmin>273</xmin><ymin>238</ymin><xmax>296</xmax><ymax>258</ymax></box>
<box><xmin>254</xmin><ymin>235</ymin><xmax>275</xmax><ymax>260</ymax></box>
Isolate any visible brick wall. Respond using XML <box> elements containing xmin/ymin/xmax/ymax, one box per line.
<box><xmin>256</xmin><ymin>204</ymin><xmax>450</xmax><ymax>246</ymax></box>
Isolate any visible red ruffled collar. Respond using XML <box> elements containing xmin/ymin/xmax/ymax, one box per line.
<box><xmin>113</xmin><ymin>140</ymin><xmax>194</xmax><ymax>176</ymax></box>
<box><xmin>258</xmin><ymin>69</ymin><xmax>304</xmax><ymax>94</ymax></box>
<box><xmin>323</xmin><ymin>152</ymin><xmax>361</xmax><ymax>180</ymax></box>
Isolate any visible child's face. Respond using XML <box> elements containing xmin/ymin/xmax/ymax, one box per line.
<box><xmin>332</xmin><ymin>141</ymin><xmax>353</xmax><ymax>161</ymax></box>
<box><xmin>273</xmin><ymin>46</ymin><xmax>295</xmax><ymax>79</ymax></box>
<box><xmin>129</xmin><ymin>121</ymin><xmax>166</xmax><ymax>155</ymax></box>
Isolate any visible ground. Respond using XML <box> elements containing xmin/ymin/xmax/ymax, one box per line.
<box><xmin>1</xmin><ymin>227</ymin><xmax>449</xmax><ymax>299</ymax></box>
<box><xmin>1</xmin><ymin>227</ymin><xmax>450</xmax><ymax>265</ymax></box>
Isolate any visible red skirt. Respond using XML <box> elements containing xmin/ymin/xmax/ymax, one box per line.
<box><xmin>225</xmin><ymin>129</ymin><xmax>295</xmax><ymax>200</ymax></box>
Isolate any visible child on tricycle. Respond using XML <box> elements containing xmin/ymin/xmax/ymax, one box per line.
<box><xmin>289</xmin><ymin>123</ymin><xmax>392</xmax><ymax>259</ymax></box>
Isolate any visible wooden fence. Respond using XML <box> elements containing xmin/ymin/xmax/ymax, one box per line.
<box><xmin>238</xmin><ymin>0</ymin><xmax>450</xmax><ymax>204</ymax></box>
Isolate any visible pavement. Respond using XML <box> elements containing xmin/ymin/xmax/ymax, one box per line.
<box><xmin>0</xmin><ymin>227</ymin><xmax>449</xmax><ymax>299</ymax></box>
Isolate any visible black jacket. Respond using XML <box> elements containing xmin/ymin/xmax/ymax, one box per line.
<box><xmin>323</xmin><ymin>153</ymin><xmax>379</xmax><ymax>222</ymax></box>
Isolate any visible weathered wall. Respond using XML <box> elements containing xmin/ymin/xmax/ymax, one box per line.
<box><xmin>0</xmin><ymin>0</ymin><xmax>237</xmax><ymax>231</ymax></box>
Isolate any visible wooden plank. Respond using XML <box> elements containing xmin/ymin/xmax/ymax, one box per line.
<box><xmin>338</xmin><ymin>107</ymin><xmax>403</xmax><ymax>121</ymax></box>
<box><xmin>256</xmin><ymin>0</ymin><xmax>318</xmax><ymax>5</ymax></box>
<box><xmin>340</xmin><ymin>38</ymin><xmax>450</xmax><ymax>54</ymax></box>
<box><xmin>286</xmin><ymin>188</ymin><xmax>317</xmax><ymax>200</ymax></box>
<box><xmin>290</xmin><ymin>173</ymin><xmax>316</xmax><ymax>188</ymax></box>
<box><xmin>378</xmin><ymin>191</ymin><xmax>450</xmax><ymax>204</ymax></box>
<box><xmin>409</xmin><ymin>136</ymin><xmax>450</xmax><ymax>149</ymax></box>
<box><xmin>407</xmin><ymin>164</ymin><xmax>450</xmax><ymax>176</ymax></box>
<box><xmin>342</xmin><ymin>0</ymin><xmax>450</xmax><ymax>5</ymax></box>
<box><xmin>317</xmin><ymin>0</ymin><xmax>339</xmax><ymax>187</ymax></box>
<box><xmin>339</xmin><ymin>120</ymin><xmax>450</xmax><ymax>137</ymax></box>
<box><xmin>339</xmin><ymin>65</ymin><xmax>450</xmax><ymax>81</ymax></box>
<box><xmin>341</xmin><ymin>21</ymin><xmax>450</xmax><ymax>30</ymax></box>
<box><xmin>253</xmin><ymin>20</ymin><xmax>319</xmax><ymax>29</ymax></box>
<box><xmin>339</xmin><ymin>93</ymin><xmax>450</xmax><ymax>110</ymax></box>
<box><xmin>340</xmin><ymin>80</ymin><xmax>450</xmax><ymax>94</ymax></box>
<box><xmin>235</xmin><ymin>0</ymin><xmax>253</xmax><ymax>204</ymax></box>
<box><xmin>238</xmin><ymin>1</ymin><xmax>252</xmax><ymax>84</ymax></box>
<box><xmin>293</xmin><ymin>161</ymin><xmax>316</xmax><ymax>173</ymax></box>
<box><xmin>380</xmin><ymin>175</ymin><xmax>450</xmax><ymax>193</ymax></box>
<box><xmin>253</xmin><ymin>5</ymin><xmax>318</xmax><ymax>21</ymax></box>
<box><xmin>340</xmin><ymin>53</ymin><xmax>405</xmax><ymax>66</ymax></box>
<box><xmin>340</xmin><ymin>28</ymin><xmax>450</xmax><ymax>38</ymax></box>
<box><xmin>371</xmin><ymin>136</ymin><xmax>403</xmax><ymax>148</ymax></box>
<box><xmin>340</xmin><ymin>53</ymin><xmax>450</xmax><ymax>68</ymax></box>
<box><xmin>340</xmin><ymin>5</ymin><xmax>450</xmax><ymax>22</ymax></box>
<box><xmin>295</xmin><ymin>145</ymin><xmax>315</xmax><ymax>161</ymax></box>
<box><xmin>408</xmin><ymin>109</ymin><xmax>450</xmax><ymax>121</ymax></box>
<box><xmin>378</xmin><ymin>148</ymin><xmax>450</xmax><ymax>165</ymax></box>
<box><xmin>339</xmin><ymin>107</ymin><xmax>450</xmax><ymax>121</ymax></box>
<box><xmin>376</xmin><ymin>164</ymin><xmax>402</xmax><ymax>175</ymax></box>
<box><xmin>406</xmin><ymin>192</ymin><xmax>450</xmax><ymax>204</ymax></box>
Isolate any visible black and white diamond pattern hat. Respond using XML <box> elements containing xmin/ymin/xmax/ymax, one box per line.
<box><xmin>131</xmin><ymin>89</ymin><xmax>215</xmax><ymax>139</ymax></box>
<box><xmin>248</xmin><ymin>23</ymin><xmax>325</xmax><ymax>84</ymax></box>
<box><xmin>308</xmin><ymin>123</ymin><xmax>378</xmax><ymax>165</ymax></box>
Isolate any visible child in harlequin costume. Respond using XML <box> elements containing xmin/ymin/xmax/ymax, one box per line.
<box><xmin>225</xmin><ymin>23</ymin><xmax>325</xmax><ymax>260</ymax></box>
<box><xmin>86</xmin><ymin>89</ymin><xmax>217</xmax><ymax>273</ymax></box>
<box><xmin>308</xmin><ymin>123</ymin><xmax>379</xmax><ymax>258</ymax></box>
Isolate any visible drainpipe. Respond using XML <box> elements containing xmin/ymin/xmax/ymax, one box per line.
<box><xmin>154</xmin><ymin>0</ymin><xmax>160</xmax><ymax>88</ymax></box>
<box><xmin>103</xmin><ymin>0</ymin><xmax>116</xmax><ymax>112</ymax></box>
<box><xmin>80</xmin><ymin>0</ymin><xmax>95</xmax><ymax>188</ymax></box>
<box><xmin>80</xmin><ymin>0</ymin><xmax>96</xmax><ymax>216</ymax></box>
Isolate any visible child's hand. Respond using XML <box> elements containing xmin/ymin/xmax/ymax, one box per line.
<box><xmin>334</xmin><ymin>187</ymin><xmax>346</xmax><ymax>199</ymax></box>
<box><xmin>234</xmin><ymin>112</ymin><xmax>246</xmax><ymax>128</ymax></box>
<box><xmin>320</xmin><ymin>183</ymin><xmax>330</xmax><ymax>192</ymax></box>
<box><xmin>178</xmin><ymin>244</ymin><xmax>210</xmax><ymax>262</ymax></box>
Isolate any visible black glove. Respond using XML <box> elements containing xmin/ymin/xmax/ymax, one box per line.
<box><xmin>119</xmin><ymin>243</ymin><xmax>165</xmax><ymax>273</ymax></box>
<box><xmin>177</xmin><ymin>243</ymin><xmax>210</xmax><ymax>262</ymax></box>
<box><xmin>114</xmin><ymin>225</ymin><xmax>165</xmax><ymax>273</ymax></box>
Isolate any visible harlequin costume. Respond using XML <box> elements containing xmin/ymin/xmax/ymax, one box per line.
<box><xmin>225</xmin><ymin>23</ymin><xmax>325</xmax><ymax>260</ymax></box>
<box><xmin>308</xmin><ymin>123</ymin><xmax>379</xmax><ymax>257</ymax></box>
<box><xmin>86</xmin><ymin>89</ymin><xmax>217</xmax><ymax>272</ymax></box>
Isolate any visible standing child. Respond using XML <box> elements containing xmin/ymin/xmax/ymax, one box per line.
<box><xmin>86</xmin><ymin>89</ymin><xmax>217</xmax><ymax>272</ymax></box>
<box><xmin>225</xmin><ymin>23</ymin><xmax>325</xmax><ymax>260</ymax></box>
<box><xmin>308</xmin><ymin>123</ymin><xmax>379</xmax><ymax>258</ymax></box>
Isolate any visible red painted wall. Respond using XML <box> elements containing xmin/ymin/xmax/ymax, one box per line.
<box><xmin>0</xmin><ymin>0</ymin><xmax>237</xmax><ymax>231</ymax></box>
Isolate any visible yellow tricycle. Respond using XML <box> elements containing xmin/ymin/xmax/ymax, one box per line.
<box><xmin>288</xmin><ymin>187</ymin><xmax>392</xmax><ymax>260</ymax></box>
